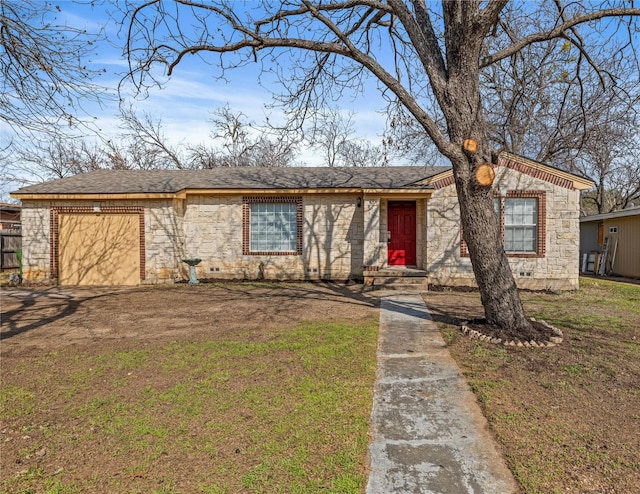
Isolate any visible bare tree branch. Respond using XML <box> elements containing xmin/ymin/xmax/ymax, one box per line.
<box><xmin>119</xmin><ymin>106</ymin><xmax>186</xmax><ymax>169</ymax></box>
<box><xmin>0</xmin><ymin>0</ymin><xmax>109</xmax><ymax>136</ymax></box>
<box><xmin>481</xmin><ymin>6</ymin><xmax>640</xmax><ymax>68</ymax></box>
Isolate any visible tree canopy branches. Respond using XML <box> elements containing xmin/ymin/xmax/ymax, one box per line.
<box><xmin>123</xmin><ymin>1</ymin><xmax>639</xmax><ymax>164</ymax></box>
<box><xmin>0</xmin><ymin>0</ymin><xmax>108</xmax><ymax>137</ymax></box>
<box><xmin>481</xmin><ymin>5</ymin><xmax>640</xmax><ymax>68</ymax></box>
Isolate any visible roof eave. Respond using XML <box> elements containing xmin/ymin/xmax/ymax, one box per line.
<box><xmin>413</xmin><ymin>153</ymin><xmax>595</xmax><ymax>191</ymax></box>
<box><xmin>11</xmin><ymin>192</ymin><xmax>178</xmax><ymax>201</ymax></box>
<box><xmin>499</xmin><ymin>152</ymin><xmax>594</xmax><ymax>190</ymax></box>
<box><xmin>12</xmin><ymin>186</ymin><xmax>434</xmax><ymax>201</ymax></box>
<box><xmin>580</xmin><ymin>208</ymin><xmax>640</xmax><ymax>222</ymax></box>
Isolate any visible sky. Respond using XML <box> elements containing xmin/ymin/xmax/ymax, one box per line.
<box><xmin>0</xmin><ymin>0</ymin><xmax>406</xmax><ymax>200</ymax></box>
<box><xmin>33</xmin><ymin>0</ymin><xmax>389</xmax><ymax>159</ymax></box>
<box><xmin>6</xmin><ymin>1</ymin><xmax>636</xmax><ymax>202</ymax></box>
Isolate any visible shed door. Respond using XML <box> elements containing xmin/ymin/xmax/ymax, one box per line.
<box><xmin>59</xmin><ymin>214</ymin><xmax>140</xmax><ymax>286</ymax></box>
<box><xmin>388</xmin><ymin>201</ymin><xmax>417</xmax><ymax>266</ymax></box>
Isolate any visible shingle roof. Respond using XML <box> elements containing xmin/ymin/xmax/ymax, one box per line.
<box><xmin>12</xmin><ymin>166</ymin><xmax>450</xmax><ymax>195</ymax></box>
<box><xmin>580</xmin><ymin>205</ymin><xmax>640</xmax><ymax>222</ymax></box>
<box><xmin>0</xmin><ymin>202</ymin><xmax>21</xmax><ymax>212</ymax></box>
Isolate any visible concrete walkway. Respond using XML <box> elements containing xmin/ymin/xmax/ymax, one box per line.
<box><xmin>366</xmin><ymin>294</ymin><xmax>519</xmax><ymax>494</ymax></box>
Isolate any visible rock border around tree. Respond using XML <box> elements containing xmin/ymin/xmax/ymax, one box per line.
<box><xmin>460</xmin><ymin>318</ymin><xmax>563</xmax><ymax>347</ymax></box>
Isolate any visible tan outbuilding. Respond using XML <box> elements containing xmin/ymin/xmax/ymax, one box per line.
<box><xmin>580</xmin><ymin>206</ymin><xmax>640</xmax><ymax>279</ymax></box>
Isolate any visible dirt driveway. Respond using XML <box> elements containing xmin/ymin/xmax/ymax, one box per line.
<box><xmin>1</xmin><ymin>282</ymin><xmax>380</xmax><ymax>357</ymax></box>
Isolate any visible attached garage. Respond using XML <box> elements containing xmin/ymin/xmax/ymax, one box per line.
<box><xmin>58</xmin><ymin>213</ymin><xmax>140</xmax><ymax>285</ymax></box>
<box><xmin>49</xmin><ymin>207</ymin><xmax>145</xmax><ymax>286</ymax></box>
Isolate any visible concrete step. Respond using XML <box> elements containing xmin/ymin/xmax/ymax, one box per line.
<box><xmin>363</xmin><ymin>268</ymin><xmax>429</xmax><ymax>292</ymax></box>
<box><xmin>366</xmin><ymin>277</ymin><xmax>429</xmax><ymax>292</ymax></box>
<box><xmin>374</xmin><ymin>276</ymin><xmax>428</xmax><ymax>286</ymax></box>
<box><xmin>369</xmin><ymin>268</ymin><xmax>428</xmax><ymax>278</ymax></box>
<box><xmin>376</xmin><ymin>282</ymin><xmax>428</xmax><ymax>292</ymax></box>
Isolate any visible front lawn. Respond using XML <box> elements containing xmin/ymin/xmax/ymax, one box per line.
<box><xmin>1</xmin><ymin>283</ymin><xmax>379</xmax><ymax>494</ymax></box>
<box><xmin>428</xmin><ymin>278</ymin><xmax>640</xmax><ymax>494</ymax></box>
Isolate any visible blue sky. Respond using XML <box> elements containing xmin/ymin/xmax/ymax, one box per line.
<box><xmin>35</xmin><ymin>0</ymin><xmax>389</xmax><ymax>159</ymax></box>
<box><xmin>0</xmin><ymin>0</ymin><xmax>399</xmax><ymax>200</ymax></box>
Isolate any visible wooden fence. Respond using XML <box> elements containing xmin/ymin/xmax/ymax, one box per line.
<box><xmin>1</xmin><ymin>230</ymin><xmax>22</xmax><ymax>271</ymax></box>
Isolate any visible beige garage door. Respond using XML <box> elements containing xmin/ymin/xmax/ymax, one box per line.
<box><xmin>59</xmin><ymin>213</ymin><xmax>140</xmax><ymax>286</ymax></box>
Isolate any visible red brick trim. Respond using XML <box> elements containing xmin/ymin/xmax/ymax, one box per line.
<box><xmin>460</xmin><ymin>230</ymin><xmax>469</xmax><ymax>258</ymax></box>
<box><xmin>50</xmin><ymin>206</ymin><xmax>145</xmax><ymax>281</ymax></box>
<box><xmin>242</xmin><ymin>196</ymin><xmax>303</xmax><ymax>255</ymax></box>
<box><xmin>431</xmin><ymin>174</ymin><xmax>456</xmax><ymax>190</ymax></box>
<box><xmin>432</xmin><ymin>156</ymin><xmax>577</xmax><ymax>191</ymax></box>
<box><xmin>460</xmin><ymin>191</ymin><xmax>546</xmax><ymax>258</ymax></box>
<box><xmin>498</xmin><ymin>156</ymin><xmax>574</xmax><ymax>189</ymax></box>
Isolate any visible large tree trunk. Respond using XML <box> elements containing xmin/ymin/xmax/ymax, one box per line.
<box><xmin>437</xmin><ymin>1</ymin><xmax>532</xmax><ymax>331</ymax></box>
<box><xmin>443</xmin><ymin>106</ymin><xmax>533</xmax><ymax>332</ymax></box>
<box><xmin>452</xmin><ymin>155</ymin><xmax>531</xmax><ymax>330</ymax></box>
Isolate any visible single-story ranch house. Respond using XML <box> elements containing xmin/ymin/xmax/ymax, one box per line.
<box><xmin>11</xmin><ymin>152</ymin><xmax>593</xmax><ymax>289</ymax></box>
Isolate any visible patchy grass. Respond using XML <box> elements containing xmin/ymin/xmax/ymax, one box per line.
<box><xmin>428</xmin><ymin>277</ymin><xmax>640</xmax><ymax>494</ymax></box>
<box><xmin>1</xmin><ymin>283</ymin><xmax>379</xmax><ymax>494</ymax></box>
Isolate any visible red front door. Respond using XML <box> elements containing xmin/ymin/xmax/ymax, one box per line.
<box><xmin>388</xmin><ymin>201</ymin><xmax>417</xmax><ymax>266</ymax></box>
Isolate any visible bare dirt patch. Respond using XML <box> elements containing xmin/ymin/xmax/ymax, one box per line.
<box><xmin>1</xmin><ymin>282</ymin><xmax>377</xmax><ymax>355</ymax></box>
<box><xmin>1</xmin><ymin>282</ymin><xmax>380</xmax><ymax>493</ymax></box>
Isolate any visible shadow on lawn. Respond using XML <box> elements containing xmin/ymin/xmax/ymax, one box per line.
<box><xmin>0</xmin><ymin>282</ymin><xmax>380</xmax><ymax>342</ymax></box>
<box><xmin>426</xmin><ymin>304</ymin><xmax>469</xmax><ymax>326</ymax></box>
<box><xmin>421</xmin><ymin>290</ymin><xmax>485</xmax><ymax>329</ymax></box>
<box><xmin>201</xmin><ymin>279</ymin><xmax>381</xmax><ymax>309</ymax></box>
<box><xmin>0</xmin><ymin>288</ymin><xmax>122</xmax><ymax>341</ymax></box>
<box><xmin>380</xmin><ymin>297</ymin><xmax>433</xmax><ymax>320</ymax></box>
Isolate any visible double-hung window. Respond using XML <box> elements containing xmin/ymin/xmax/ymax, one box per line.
<box><xmin>503</xmin><ymin>198</ymin><xmax>538</xmax><ymax>253</ymax></box>
<box><xmin>243</xmin><ymin>197</ymin><xmax>302</xmax><ymax>255</ymax></box>
<box><xmin>493</xmin><ymin>192</ymin><xmax>545</xmax><ymax>257</ymax></box>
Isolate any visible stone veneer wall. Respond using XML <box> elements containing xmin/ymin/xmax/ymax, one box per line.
<box><xmin>19</xmin><ymin>195</ymin><xmax>366</xmax><ymax>284</ymax></box>
<box><xmin>183</xmin><ymin>194</ymin><xmax>364</xmax><ymax>281</ymax></box>
<box><xmin>142</xmin><ymin>200</ymin><xmax>183</xmax><ymax>283</ymax></box>
<box><xmin>19</xmin><ymin>199</ymin><xmax>181</xmax><ymax>284</ymax></box>
<box><xmin>18</xmin><ymin>201</ymin><xmax>51</xmax><ymax>282</ymax></box>
<box><xmin>21</xmin><ymin>194</ymin><xmax>429</xmax><ymax>284</ymax></box>
<box><xmin>426</xmin><ymin>167</ymin><xmax>582</xmax><ymax>290</ymax></box>
<box><xmin>363</xmin><ymin>197</ymin><xmax>384</xmax><ymax>268</ymax></box>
